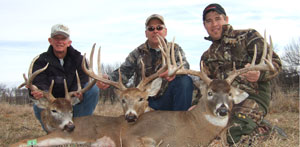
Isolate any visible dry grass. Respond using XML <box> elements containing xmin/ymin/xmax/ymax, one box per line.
<box><xmin>1</xmin><ymin>92</ymin><xmax>299</xmax><ymax>146</ymax></box>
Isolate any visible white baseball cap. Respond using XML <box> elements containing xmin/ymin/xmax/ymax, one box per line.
<box><xmin>51</xmin><ymin>24</ymin><xmax>70</xmax><ymax>38</ymax></box>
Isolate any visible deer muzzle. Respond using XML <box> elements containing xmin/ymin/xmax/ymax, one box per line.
<box><xmin>216</xmin><ymin>104</ymin><xmax>228</xmax><ymax>117</ymax></box>
<box><xmin>125</xmin><ymin>114</ymin><xmax>138</xmax><ymax>123</ymax></box>
<box><xmin>64</xmin><ymin>121</ymin><xmax>75</xmax><ymax>132</ymax></box>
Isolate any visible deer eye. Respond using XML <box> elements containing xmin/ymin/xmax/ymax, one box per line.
<box><xmin>229</xmin><ymin>93</ymin><xmax>232</xmax><ymax>96</ymax></box>
<box><xmin>121</xmin><ymin>99</ymin><xmax>126</xmax><ymax>104</ymax></box>
<box><xmin>208</xmin><ymin>92</ymin><xmax>213</xmax><ymax>96</ymax></box>
<box><xmin>51</xmin><ymin>110</ymin><xmax>57</xmax><ymax>113</ymax></box>
<box><xmin>138</xmin><ymin>98</ymin><xmax>144</xmax><ymax>102</ymax></box>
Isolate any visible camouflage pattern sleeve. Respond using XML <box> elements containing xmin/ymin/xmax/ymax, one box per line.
<box><xmin>174</xmin><ymin>43</ymin><xmax>190</xmax><ymax>69</ymax></box>
<box><xmin>109</xmin><ymin>49</ymin><xmax>138</xmax><ymax>84</ymax></box>
<box><xmin>245</xmin><ymin>30</ymin><xmax>282</xmax><ymax>82</ymax></box>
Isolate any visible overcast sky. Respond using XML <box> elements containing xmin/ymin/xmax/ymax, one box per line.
<box><xmin>1</xmin><ymin>0</ymin><xmax>299</xmax><ymax>88</ymax></box>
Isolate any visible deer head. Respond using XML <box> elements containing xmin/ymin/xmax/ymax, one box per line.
<box><xmin>19</xmin><ymin>55</ymin><xmax>96</xmax><ymax>133</ymax></box>
<box><xmin>158</xmin><ymin>33</ymin><xmax>275</xmax><ymax>121</ymax></box>
<box><xmin>82</xmin><ymin>44</ymin><xmax>167</xmax><ymax>122</ymax></box>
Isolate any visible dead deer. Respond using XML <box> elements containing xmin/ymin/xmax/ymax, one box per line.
<box><xmin>11</xmin><ymin>43</ymin><xmax>167</xmax><ymax>146</ymax></box>
<box><xmin>120</xmin><ymin>35</ymin><xmax>276</xmax><ymax>146</ymax></box>
<box><xmin>17</xmin><ymin>55</ymin><xmax>96</xmax><ymax>133</ymax></box>
<box><xmin>12</xmin><ymin>55</ymin><xmax>124</xmax><ymax>147</ymax></box>
<box><xmin>82</xmin><ymin>44</ymin><xmax>167</xmax><ymax>122</ymax></box>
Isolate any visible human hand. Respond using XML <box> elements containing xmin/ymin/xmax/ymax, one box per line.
<box><xmin>159</xmin><ymin>70</ymin><xmax>176</xmax><ymax>82</ymax></box>
<box><xmin>73</xmin><ymin>92</ymin><xmax>83</xmax><ymax>101</ymax></box>
<box><xmin>31</xmin><ymin>91</ymin><xmax>44</xmax><ymax>100</ymax></box>
<box><xmin>240</xmin><ymin>63</ymin><xmax>260</xmax><ymax>82</ymax></box>
<box><xmin>96</xmin><ymin>74</ymin><xmax>110</xmax><ymax>90</ymax></box>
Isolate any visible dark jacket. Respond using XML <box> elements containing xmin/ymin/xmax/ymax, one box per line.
<box><xmin>32</xmin><ymin>45</ymin><xmax>88</xmax><ymax>98</ymax></box>
<box><xmin>201</xmin><ymin>24</ymin><xmax>282</xmax><ymax>113</ymax></box>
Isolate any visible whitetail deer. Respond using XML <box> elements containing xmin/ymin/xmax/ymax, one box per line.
<box><xmin>120</xmin><ymin>35</ymin><xmax>276</xmax><ymax>146</ymax></box>
<box><xmin>12</xmin><ymin>55</ymin><xmax>124</xmax><ymax>147</ymax></box>
<box><xmin>17</xmin><ymin>55</ymin><xmax>97</xmax><ymax>133</ymax></box>
<box><xmin>11</xmin><ymin>43</ymin><xmax>167</xmax><ymax>146</ymax></box>
<box><xmin>82</xmin><ymin>44</ymin><xmax>167</xmax><ymax>122</ymax></box>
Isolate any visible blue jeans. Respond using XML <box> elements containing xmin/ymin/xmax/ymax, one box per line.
<box><xmin>148</xmin><ymin>75</ymin><xmax>193</xmax><ymax>111</ymax></box>
<box><xmin>33</xmin><ymin>84</ymin><xmax>99</xmax><ymax>131</ymax></box>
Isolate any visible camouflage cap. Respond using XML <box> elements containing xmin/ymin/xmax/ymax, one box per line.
<box><xmin>203</xmin><ymin>3</ymin><xmax>226</xmax><ymax>21</ymax></box>
<box><xmin>145</xmin><ymin>14</ymin><xmax>165</xmax><ymax>26</ymax></box>
<box><xmin>51</xmin><ymin>24</ymin><xmax>70</xmax><ymax>38</ymax></box>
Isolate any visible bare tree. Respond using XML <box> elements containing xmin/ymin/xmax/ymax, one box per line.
<box><xmin>282</xmin><ymin>38</ymin><xmax>300</xmax><ymax>67</ymax></box>
<box><xmin>276</xmin><ymin>38</ymin><xmax>299</xmax><ymax>92</ymax></box>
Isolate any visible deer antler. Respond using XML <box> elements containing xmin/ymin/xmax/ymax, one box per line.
<box><xmin>82</xmin><ymin>43</ymin><xmax>127</xmax><ymax>91</ymax></box>
<box><xmin>20</xmin><ymin>55</ymin><xmax>96</xmax><ymax>102</ymax></box>
<box><xmin>225</xmin><ymin>31</ymin><xmax>276</xmax><ymax>84</ymax></box>
<box><xmin>82</xmin><ymin>43</ymin><xmax>167</xmax><ymax>91</ymax></box>
<box><xmin>157</xmin><ymin>36</ymin><xmax>212</xmax><ymax>85</ymax></box>
<box><xmin>18</xmin><ymin>55</ymin><xmax>56</xmax><ymax>102</ymax></box>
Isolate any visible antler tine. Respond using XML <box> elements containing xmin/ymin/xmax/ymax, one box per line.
<box><xmin>64</xmin><ymin>79</ymin><xmax>71</xmax><ymax>101</ymax></box>
<box><xmin>27</xmin><ymin>63</ymin><xmax>49</xmax><ymax>91</ymax></box>
<box><xmin>117</xmin><ymin>68</ymin><xmax>127</xmax><ymax>90</ymax></box>
<box><xmin>136</xmin><ymin>37</ymin><xmax>168</xmax><ymax>90</ymax></box>
<box><xmin>76</xmin><ymin>70</ymin><xmax>82</xmax><ymax>91</ymax></box>
<box><xmin>225</xmin><ymin>32</ymin><xmax>276</xmax><ymax>84</ymax></box>
<box><xmin>28</xmin><ymin>55</ymin><xmax>40</xmax><ymax>77</ymax></box>
<box><xmin>18</xmin><ymin>73</ymin><xmax>28</xmax><ymax>89</ymax></box>
<box><xmin>140</xmin><ymin>60</ymin><xmax>146</xmax><ymax>83</ymax></box>
<box><xmin>170</xmin><ymin>37</ymin><xmax>176</xmax><ymax>68</ymax></box>
<box><xmin>175</xmin><ymin>61</ymin><xmax>212</xmax><ymax>85</ymax></box>
<box><xmin>97</xmin><ymin>46</ymin><xmax>102</xmax><ymax>76</ymax></box>
<box><xmin>158</xmin><ymin>36</ymin><xmax>172</xmax><ymax>68</ymax></box>
<box><xmin>19</xmin><ymin>55</ymin><xmax>53</xmax><ymax>101</ymax></box>
<box><xmin>158</xmin><ymin>36</ymin><xmax>213</xmax><ymax>85</ymax></box>
<box><xmin>47</xmin><ymin>80</ymin><xmax>56</xmax><ymax>102</ymax></box>
<box><xmin>18</xmin><ymin>55</ymin><xmax>41</xmax><ymax>89</ymax></box>
<box><xmin>169</xmin><ymin>38</ymin><xmax>184</xmax><ymax>75</ymax></box>
<box><xmin>82</xmin><ymin>44</ymin><xmax>126</xmax><ymax>90</ymax></box>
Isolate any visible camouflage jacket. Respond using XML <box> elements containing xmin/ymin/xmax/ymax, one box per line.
<box><xmin>201</xmin><ymin>24</ymin><xmax>282</xmax><ymax>113</ymax></box>
<box><xmin>109</xmin><ymin>39</ymin><xmax>190</xmax><ymax>97</ymax></box>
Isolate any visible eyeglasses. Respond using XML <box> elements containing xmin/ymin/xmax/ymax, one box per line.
<box><xmin>147</xmin><ymin>26</ymin><xmax>164</xmax><ymax>32</ymax></box>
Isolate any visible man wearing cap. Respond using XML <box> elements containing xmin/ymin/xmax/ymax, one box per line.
<box><xmin>30</xmin><ymin>24</ymin><xmax>99</xmax><ymax>132</ymax></box>
<box><xmin>200</xmin><ymin>3</ymin><xmax>282</xmax><ymax>145</ymax></box>
<box><xmin>96</xmin><ymin>14</ymin><xmax>193</xmax><ymax>111</ymax></box>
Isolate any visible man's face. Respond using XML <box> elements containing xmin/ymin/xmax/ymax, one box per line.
<box><xmin>204</xmin><ymin>11</ymin><xmax>228</xmax><ymax>41</ymax></box>
<box><xmin>145</xmin><ymin>19</ymin><xmax>167</xmax><ymax>47</ymax></box>
<box><xmin>48</xmin><ymin>34</ymin><xmax>72</xmax><ymax>53</ymax></box>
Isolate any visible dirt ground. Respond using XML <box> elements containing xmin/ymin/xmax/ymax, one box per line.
<box><xmin>1</xmin><ymin>100</ymin><xmax>299</xmax><ymax>146</ymax></box>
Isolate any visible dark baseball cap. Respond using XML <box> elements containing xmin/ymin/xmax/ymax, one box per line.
<box><xmin>203</xmin><ymin>3</ymin><xmax>226</xmax><ymax>21</ymax></box>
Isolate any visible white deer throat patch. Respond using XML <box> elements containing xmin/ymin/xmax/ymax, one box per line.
<box><xmin>204</xmin><ymin>114</ymin><xmax>228</xmax><ymax>127</ymax></box>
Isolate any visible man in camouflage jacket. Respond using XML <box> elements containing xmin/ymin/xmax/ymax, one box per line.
<box><xmin>97</xmin><ymin>14</ymin><xmax>193</xmax><ymax>111</ymax></box>
<box><xmin>201</xmin><ymin>3</ymin><xmax>282</xmax><ymax>145</ymax></box>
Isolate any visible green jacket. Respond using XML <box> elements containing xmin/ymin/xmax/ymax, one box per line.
<box><xmin>109</xmin><ymin>39</ymin><xmax>190</xmax><ymax>96</ymax></box>
<box><xmin>201</xmin><ymin>24</ymin><xmax>282</xmax><ymax>113</ymax></box>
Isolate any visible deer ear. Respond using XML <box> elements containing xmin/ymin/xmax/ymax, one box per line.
<box><xmin>114</xmin><ymin>88</ymin><xmax>122</xmax><ymax>97</ymax></box>
<box><xmin>147</xmin><ymin>78</ymin><xmax>162</xmax><ymax>97</ymax></box>
<box><xmin>70</xmin><ymin>97</ymin><xmax>81</xmax><ymax>105</ymax></box>
<box><xmin>231</xmin><ymin>87</ymin><xmax>249</xmax><ymax>104</ymax></box>
<box><xmin>193</xmin><ymin>79</ymin><xmax>207</xmax><ymax>96</ymax></box>
<box><xmin>30</xmin><ymin>97</ymin><xmax>50</xmax><ymax>109</ymax></box>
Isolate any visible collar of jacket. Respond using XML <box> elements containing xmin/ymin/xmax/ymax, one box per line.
<box><xmin>204</xmin><ymin>24</ymin><xmax>234</xmax><ymax>43</ymax></box>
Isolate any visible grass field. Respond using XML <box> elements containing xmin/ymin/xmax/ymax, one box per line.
<box><xmin>1</xmin><ymin>90</ymin><xmax>299</xmax><ymax>146</ymax></box>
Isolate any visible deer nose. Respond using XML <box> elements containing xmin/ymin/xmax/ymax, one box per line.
<box><xmin>125</xmin><ymin>114</ymin><xmax>137</xmax><ymax>123</ymax></box>
<box><xmin>64</xmin><ymin>121</ymin><xmax>75</xmax><ymax>132</ymax></box>
<box><xmin>216</xmin><ymin>104</ymin><xmax>228</xmax><ymax>117</ymax></box>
